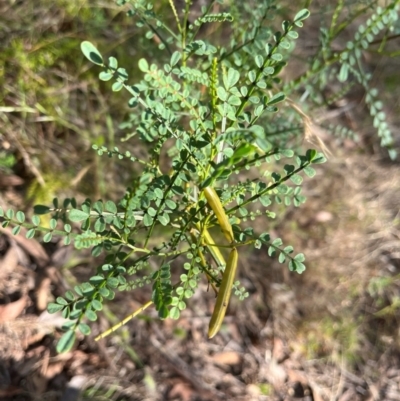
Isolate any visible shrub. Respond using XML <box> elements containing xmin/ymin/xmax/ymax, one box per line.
<box><xmin>1</xmin><ymin>0</ymin><xmax>398</xmax><ymax>352</ymax></box>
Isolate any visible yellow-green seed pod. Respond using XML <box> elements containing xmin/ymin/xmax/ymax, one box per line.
<box><xmin>203</xmin><ymin>186</ymin><xmax>234</xmax><ymax>243</ymax></box>
<box><xmin>208</xmin><ymin>247</ymin><xmax>238</xmax><ymax>338</ymax></box>
<box><xmin>202</xmin><ymin>228</ymin><xmax>226</xmax><ymax>269</ymax></box>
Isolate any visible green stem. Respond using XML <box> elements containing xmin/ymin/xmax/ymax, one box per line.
<box><xmin>143</xmin><ymin>153</ymin><xmax>191</xmax><ymax>248</ymax></box>
<box><xmin>227</xmin><ymin>162</ymin><xmax>311</xmax><ymax>215</ymax></box>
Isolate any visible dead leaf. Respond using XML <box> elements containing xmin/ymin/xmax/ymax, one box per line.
<box><xmin>0</xmin><ymin>314</ymin><xmax>54</xmax><ymax>359</ymax></box>
<box><xmin>315</xmin><ymin>211</ymin><xmax>333</xmax><ymax>223</ymax></box>
<box><xmin>36</xmin><ymin>277</ymin><xmax>51</xmax><ymax>311</ymax></box>
<box><xmin>266</xmin><ymin>359</ymin><xmax>287</xmax><ymax>387</ymax></box>
<box><xmin>211</xmin><ymin>351</ymin><xmax>242</xmax><ymax>366</ymax></box>
<box><xmin>42</xmin><ymin>361</ymin><xmax>65</xmax><ymax>379</ymax></box>
<box><xmin>0</xmin><ymin>227</ymin><xmax>49</xmax><ymax>268</ymax></box>
<box><xmin>0</xmin><ymin>295</ymin><xmax>29</xmax><ymax>323</ymax></box>
<box><xmin>69</xmin><ymin>350</ymin><xmax>89</xmax><ymax>374</ymax></box>
<box><xmin>246</xmin><ymin>384</ymin><xmax>261</xmax><ymax>399</ymax></box>
<box><xmin>0</xmin><ymin>262</ymin><xmax>35</xmax><ymax>297</ymax></box>
<box><xmin>0</xmin><ymin>245</ymin><xmax>19</xmax><ymax>278</ymax></box>
<box><xmin>0</xmin><ymin>175</ymin><xmax>24</xmax><ymax>187</ymax></box>
<box><xmin>45</xmin><ymin>266</ymin><xmax>69</xmax><ymax>292</ymax></box>
<box><xmin>169</xmin><ymin>381</ymin><xmax>194</xmax><ymax>401</ymax></box>
<box><xmin>272</xmin><ymin>337</ymin><xmax>288</xmax><ymax>363</ymax></box>
<box><xmin>38</xmin><ymin>309</ymin><xmax>69</xmax><ymax>329</ymax></box>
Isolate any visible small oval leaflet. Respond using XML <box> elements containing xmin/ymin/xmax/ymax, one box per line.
<box><xmin>99</xmin><ymin>71</ymin><xmax>113</xmax><ymax>81</ymax></box>
<box><xmin>80</xmin><ymin>41</ymin><xmax>104</xmax><ymax>66</ymax></box>
<box><xmin>56</xmin><ymin>330</ymin><xmax>76</xmax><ymax>353</ymax></box>
<box><xmin>294</xmin><ymin>9</ymin><xmax>311</xmax><ymax>26</ymax></box>
<box><xmin>112</xmin><ymin>81</ymin><xmax>123</xmax><ymax>92</ymax></box>
<box><xmin>78</xmin><ymin>323</ymin><xmax>91</xmax><ymax>335</ymax></box>
<box><xmin>268</xmin><ymin>92</ymin><xmax>286</xmax><ymax>106</ymax></box>
<box><xmin>170</xmin><ymin>51</ymin><xmax>181</xmax><ymax>67</ymax></box>
<box><xmin>47</xmin><ymin>302</ymin><xmax>65</xmax><ymax>313</ymax></box>
<box><xmin>138</xmin><ymin>58</ymin><xmax>149</xmax><ymax>72</ymax></box>
<box><xmin>108</xmin><ymin>56</ymin><xmax>118</xmax><ymax>69</ymax></box>
<box><xmin>224</xmin><ymin>67</ymin><xmax>240</xmax><ymax>89</ymax></box>
<box><xmin>69</xmin><ymin>209</ymin><xmax>90</xmax><ymax>222</ymax></box>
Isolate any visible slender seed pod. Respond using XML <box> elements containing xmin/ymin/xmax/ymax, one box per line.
<box><xmin>202</xmin><ymin>228</ymin><xmax>226</xmax><ymax>268</ymax></box>
<box><xmin>203</xmin><ymin>186</ymin><xmax>234</xmax><ymax>243</ymax></box>
<box><xmin>197</xmin><ymin>245</ymin><xmax>219</xmax><ymax>296</ymax></box>
<box><xmin>193</xmin><ymin>225</ymin><xmax>226</xmax><ymax>269</ymax></box>
<box><xmin>190</xmin><ymin>229</ymin><xmax>219</xmax><ymax>295</ymax></box>
<box><xmin>208</xmin><ymin>247</ymin><xmax>238</xmax><ymax>338</ymax></box>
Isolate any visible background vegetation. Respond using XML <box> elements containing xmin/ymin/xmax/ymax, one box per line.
<box><xmin>0</xmin><ymin>0</ymin><xmax>399</xmax><ymax>400</ymax></box>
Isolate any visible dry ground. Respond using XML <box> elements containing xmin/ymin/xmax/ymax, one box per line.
<box><xmin>1</xmin><ymin>1</ymin><xmax>400</xmax><ymax>400</ymax></box>
<box><xmin>1</xmin><ymin>139</ymin><xmax>399</xmax><ymax>401</ymax></box>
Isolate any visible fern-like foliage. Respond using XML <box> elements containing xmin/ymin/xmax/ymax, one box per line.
<box><xmin>1</xmin><ymin>1</ymin><xmax>333</xmax><ymax>353</ymax></box>
<box><xmin>287</xmin><ymin>1</ymin><xmax>400</xmax><ymax>159</ymax></box>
